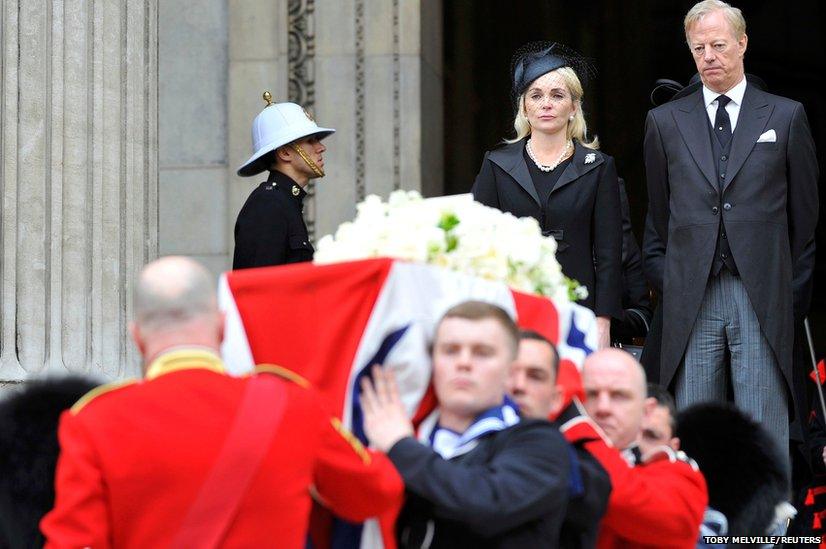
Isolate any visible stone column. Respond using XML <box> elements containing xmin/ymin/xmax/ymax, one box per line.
<box><xmin>1</xmin><ymin>1</ymin><xmax>159</xmax><ymax>383</ymax></box>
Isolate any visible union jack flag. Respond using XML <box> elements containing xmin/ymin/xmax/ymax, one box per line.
<box><xmin>219</xmin><ymin>258</ymin><xmax>597</xmax><ymax>548</ymax></box>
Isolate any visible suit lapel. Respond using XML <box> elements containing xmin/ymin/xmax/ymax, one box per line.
<box><xmin>551</xmin><ymin>142</ymin><xmax>604</xmax><ymax>194</ymax></box>
<box><xmin>722</xmin><ymin>86</ymin><xmax>773</xmax><ymax>192</ymax></box>
<box><xmin>488</xmin><ymin>141</ymin><xmax>541</xmax><ymax>206</ymax></box>
<box><xmin>673</xmin><ymin>92</ymin><xmax>717</xmax><ymax>191</ymax></box>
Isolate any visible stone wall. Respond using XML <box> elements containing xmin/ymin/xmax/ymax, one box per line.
<box><xmin>226</xmin><ymin>0</ymin><xmax>290</xmax><ymax>265</ymax></box>
<box><xmin>159</xmin><ymin>0</ymin><xmax>231</xmax><ymax>276</ymax></box>
<box><xmin>310</xmin><ymin>0</ymin><xmax>444</xmax><ymax>239</ymax></box>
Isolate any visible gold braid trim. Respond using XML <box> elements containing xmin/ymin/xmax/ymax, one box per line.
<box><xmin>145</xmin><ymin>349</ymin><xmax>225</xmax><ymax>380</ymax></box>
<box><xmin>254</xmin><ymin>364</ymin><xmax>311</xmax><ymax>388</ymax></box>
<box><xmin>71</xmin><ymin>380</ymin><xmax>138</xmax><ymax>415</ymax></box>
<box><xmin>330</xmin><ymin>418</ymin><xmax>372</xmax><ymax>465</ymax></box>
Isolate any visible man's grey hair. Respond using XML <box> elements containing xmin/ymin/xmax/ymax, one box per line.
<box><xmin>133</xmin><ymin>257</ymin><xmax>217</xmax><ymax>334</ymax></box>
<box><xmin>684</xmin><ymin>0</ymin><xmax>746</xmax><ymax>43</ymax></box>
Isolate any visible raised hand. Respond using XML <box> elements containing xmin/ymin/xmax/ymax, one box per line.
<box><xmin>360</xmin><ymin>365</ymin><xmax>414</xmax><ymax>453</ymax></box>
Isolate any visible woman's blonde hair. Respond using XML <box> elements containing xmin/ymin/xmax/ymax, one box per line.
<box><xmin>506</xmin><ymin>66</ymin><xmax>599</xmax><ymax>150</ymax></box>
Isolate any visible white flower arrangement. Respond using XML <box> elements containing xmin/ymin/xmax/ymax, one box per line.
<box><xmin>314</xmin><ymin>190</ymin><xmax>587</xmax><ymax>302</ymax></box>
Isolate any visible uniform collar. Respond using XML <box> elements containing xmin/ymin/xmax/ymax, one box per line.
<box><xmin>420</xmin><ymin>397</ymin><xmax>521</xmax><ymax>460</ymax></box>
<box><xmin>145</xmin><ymin>347</ymin><xmax>226</xmax><ymax>380</ymax></box>
<box><xmin>621</xmin><ymin>443</ymin><xmax>643</xmax><ymax>466</ymax></box>
<box><xmin>702</xmin><ymin>75</ymin><xmax>747</xmax><ymax>108</ymax></box>
<box><xmin>267</xmin><ymin>170</ymin><xmax>307</xmax><ymax>201</ymax></box>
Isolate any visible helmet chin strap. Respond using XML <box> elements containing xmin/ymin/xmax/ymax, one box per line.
<box><xmin>291</xmin><ymin>143</ymin><xmax>325</xmax><ymax>178</ymax></box>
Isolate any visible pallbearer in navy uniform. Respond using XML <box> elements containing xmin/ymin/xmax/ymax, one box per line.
<box><xmin>233</xmin><ymin>92</ymin><xmax>335</xmax><ymax>270</ymax></box>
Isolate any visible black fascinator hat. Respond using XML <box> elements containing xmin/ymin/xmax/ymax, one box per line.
<box><xmin>511</xmin><ymin>41</ymin><xmax>596</xmax><ymax>104</ymax></box>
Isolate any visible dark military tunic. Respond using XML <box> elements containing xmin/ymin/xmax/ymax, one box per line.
<box><xmin>233</xmin><ymin>170</ymin><xmax>314</xmax><ymax>270</ymax></box>
<box><xmin>388</xmin><ymin>420</ymin><xmax>570</xmax><ymax>548</ymax></box>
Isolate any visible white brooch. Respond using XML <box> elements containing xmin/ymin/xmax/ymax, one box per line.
<box><xmin>584</xmin><ymin>153</ymin><xmax>596</xmax><ymax>164</ymax></box>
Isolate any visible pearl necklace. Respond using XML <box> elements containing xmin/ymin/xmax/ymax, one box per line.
<box><xmin>526</xmin><ymin>139</ymin><xmax>572</xmax><ymax>172</ymax></box>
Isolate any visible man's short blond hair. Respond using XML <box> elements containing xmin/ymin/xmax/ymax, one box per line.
<box><xmin>684</xmin><ymin>0</ymin><xmax>746</xmax><ymax>43</ymax></box>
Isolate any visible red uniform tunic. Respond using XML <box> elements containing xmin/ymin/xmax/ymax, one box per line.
<box><xmin>41</xmin><ymin>349</ymin><xmax>403</xmax><ymax>549</ymax></box>
<box><xmin>582</xmin><ymin>429</ymin><xmax>707</xmax><ymax>549</ymax></box>
<box><xmin>556</xmin><ymin>387</ymin><xmax>707</xmax><ymax>549</ymax></box>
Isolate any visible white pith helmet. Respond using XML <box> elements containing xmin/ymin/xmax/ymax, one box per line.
<box><xmin>237</xmin><ymin>91</ymin><xmax>335</xmax><ymax>177</ymax></box>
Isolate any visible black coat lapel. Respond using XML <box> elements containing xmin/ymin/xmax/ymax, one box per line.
<box><xmin>551</xmin><ymin>141</ymin><xmax>604</xmax><ymax>194</ymax></box>
<box><xmin>723</xmin><ymin>86</ymin><xmax>773</xmax><ymax>192</ymax></box>
<box><xmin>673</xmin><ymin>92</ymin><xmax>717</xmax><ymax>191</ymax></box>
<box><xmin>488</xmin><ymin>141</ymin><xmax>541</xmax><ymax>206</ymax></box>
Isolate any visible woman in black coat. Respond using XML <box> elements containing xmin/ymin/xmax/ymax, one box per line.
<box><xmin>471</xmin><ymin>42</ymin><xmax>623</xmax><ymax>349</ymax></box>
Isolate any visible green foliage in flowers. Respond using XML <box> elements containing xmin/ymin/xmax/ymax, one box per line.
<box><xmin>438</xmin><ymin>212</ymin><xmax>460</xmax><ymax>252</ymax></box>
<box><xmin>438</xmin><ymin>212</ymin><xmax>460</xmax><ymax>232</ymax></box>
<box><xmin>445</xmin><ymin>234</ymin><xmax>458</xmax><ymax>253</ymax></box>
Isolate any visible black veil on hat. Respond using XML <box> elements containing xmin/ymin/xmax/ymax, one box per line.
<box><xmin>510</xmin><ymin>41</ymin><xmax>596</xmax><ymax>104</ymax></box>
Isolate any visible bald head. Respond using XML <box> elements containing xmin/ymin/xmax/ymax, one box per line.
<box><xmin>584</xmin><ymin>349</ymin><xmax>647</xmax><ymax>396</ymax></box>
<box><xmin>582</xmin><ymin>349</ymin><xmax>648</xmax><ymax>449</ymax></box>
<box><xmin>131</xmin><ymin>257</ymin><xmax>223</xmax><ymax>365</ymax></box>
<box><xmin>135</xmin><ymin>257</ymin><xmax>217</xmax><ymax>332</ymax></box>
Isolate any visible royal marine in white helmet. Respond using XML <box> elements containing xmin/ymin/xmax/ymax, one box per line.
<box><xmin>233</xmin><ymin>92</ymin><xmax>335</xmax><ymax>270</ymax></box>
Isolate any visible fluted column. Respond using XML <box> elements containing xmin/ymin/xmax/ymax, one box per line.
<box><xmin>1</xmin><ymin>0</ymin><xmax>159</xmax><ymax>382</ymax></box>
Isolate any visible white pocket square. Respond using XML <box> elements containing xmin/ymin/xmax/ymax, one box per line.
<box><xmin>757</xmin><ymin>129</ymin><xmax>776</xmax><ymax>143</ymax></box>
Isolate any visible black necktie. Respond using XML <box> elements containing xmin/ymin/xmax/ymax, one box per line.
<box><xmin>714</xmin><ymin>94</ymin><xmax>732</xmax><ymax>148</ymax></box>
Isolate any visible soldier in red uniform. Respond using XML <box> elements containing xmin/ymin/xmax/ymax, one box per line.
<box><xmin>41</xmin><ymin>257</ymin><xmax>403</xmax><ymax>549</ymax></box>
<box><xmin>581</xmin><ymin>348</ymin><xmax>708</xmax><ymax>549</ymax></box>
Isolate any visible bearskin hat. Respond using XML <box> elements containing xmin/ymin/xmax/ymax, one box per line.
<box><xmin>676</xmin><ymin>402</ymin><xmax>789</xmax><ymax>536</ymax></box>
<box><xmin>0</xmin><ymin>376</ymin><xmax>99</xmax><ymax>547</ymax></box>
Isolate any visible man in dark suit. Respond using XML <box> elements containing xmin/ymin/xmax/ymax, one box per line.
<box><xmin>643</xmin><ymin>0</ymin><xmax>819</xmax><ymax>464</ymax></box>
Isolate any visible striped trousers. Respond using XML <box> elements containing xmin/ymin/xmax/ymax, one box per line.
<box><xmin>674</xmin><ymin>270</ymin><xmax>789</xmax><ymax>470</ymax></box>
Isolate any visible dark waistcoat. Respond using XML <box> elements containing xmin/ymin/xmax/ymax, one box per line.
<box><xmin>708</xmin><ymin>122</ymin><xmax>738</xmax><ymax>276</ymax></box>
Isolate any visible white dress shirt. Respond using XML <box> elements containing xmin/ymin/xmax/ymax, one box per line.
<box><xmin>702</xmin><ymin>76</ymin><xmax>747</xmax><ymax>132</ymax></box>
